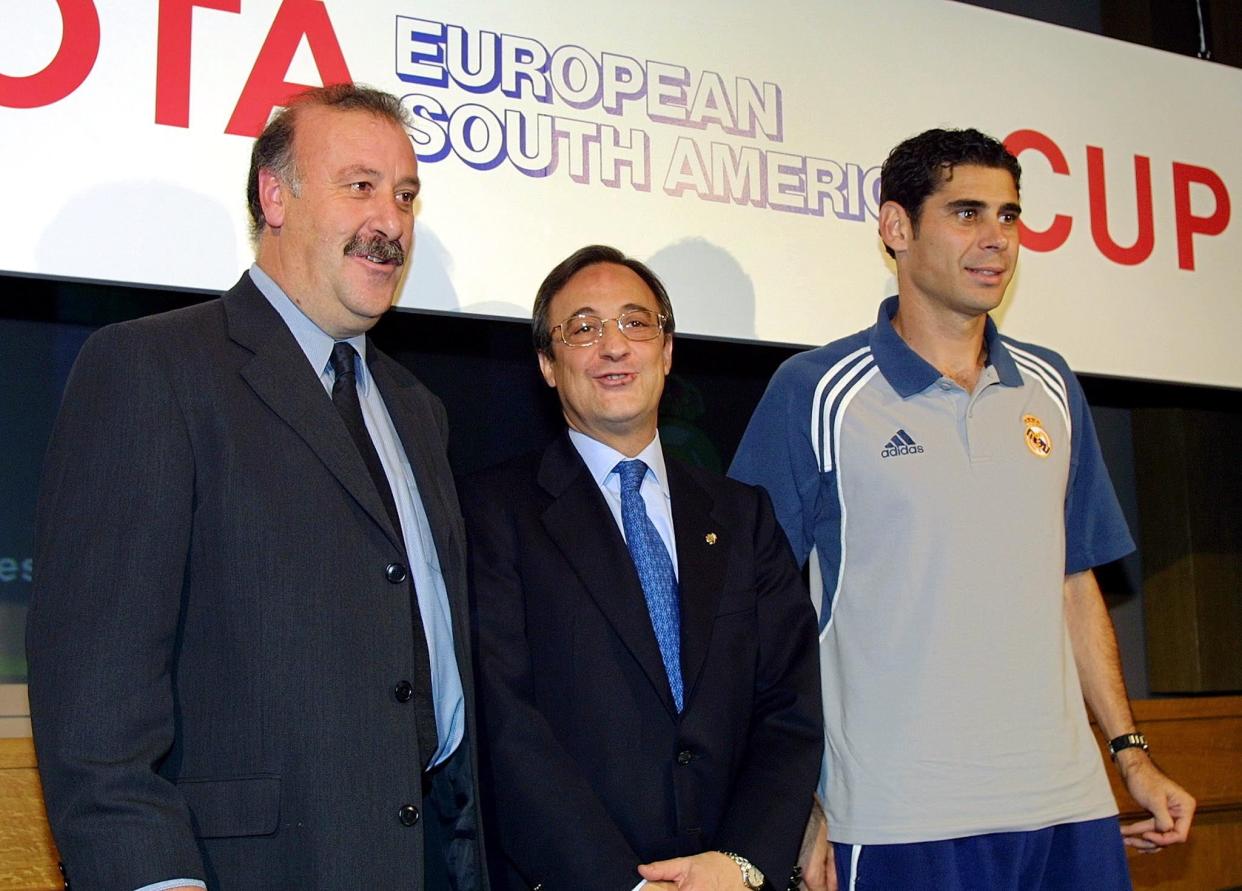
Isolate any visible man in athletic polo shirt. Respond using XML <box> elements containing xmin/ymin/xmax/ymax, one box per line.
<box><xmin>730</xmin><ymin>128</ymin><xmax>1195</xmax><ymax>890</ymax></box>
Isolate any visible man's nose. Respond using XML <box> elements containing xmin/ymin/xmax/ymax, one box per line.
<box><xmin>597</xmin><ymin>319</ymin><xmax>631</xmax><ymax>356</ymax></box>
<box><xmin>371</xmin><ymin>193</ymin><xmax>407</xmax><ymax>243</ymax></box>
<box><xmin>980</xmin><ymin>218</ymin><xmax>1010</xmax><ymax>251</ymax></box>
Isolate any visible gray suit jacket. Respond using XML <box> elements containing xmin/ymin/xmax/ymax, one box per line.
<box><xmin>27</xmin><ymin>274</ymin><xmax>487</xmax><ymax>890</ymax></box>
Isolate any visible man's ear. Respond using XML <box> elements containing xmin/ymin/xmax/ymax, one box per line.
<box><xmin>878</xmin><ymin>200</ymin><xmax>913</xmax><ymax>256</ymax></box>
<box><xmin>257</xmin><ymin>168</ymin><xmax>288</xmax><ymax>231</ymax></box>
<box><xmin>537</xmin><ymin>350</ymin><xmax>557</xmax><ymax>388</ymax></box>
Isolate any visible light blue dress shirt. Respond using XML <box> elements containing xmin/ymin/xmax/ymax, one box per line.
<box><xmin>567</xmin><ymin>429</ymin><xmax>679</xmax><ymax>577</ymax></box>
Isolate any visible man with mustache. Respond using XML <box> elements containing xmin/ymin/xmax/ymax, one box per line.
<box><xmin>27</xmin><ymin>84</ymin><xmax>487</xmax><ymax>890</ymax></box>
<box><xmin>731</xmin><ymin>129</ymin><xmax>1194</xmax><ymax>890</ymax></box>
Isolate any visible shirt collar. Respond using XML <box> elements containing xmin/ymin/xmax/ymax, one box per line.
<box><xmin>567</xmin><ymin>429</ymin><xmax>671</xmax><ymax>500</ymax></box>
<box><xmin>869</xmin><ymin>295</ymin><xmax>1022</xmax><ymax>397</ymax></box>
<box><xmin>249</xmin><ymin>264</ymin><xmax>371</xmax><ymax>393</ymax></box>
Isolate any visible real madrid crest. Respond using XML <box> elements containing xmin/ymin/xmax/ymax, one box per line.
<box><xmin>1023</xmin><ymin>414</ymin><xmax>1052</xmax><ymax>458</ymax></box>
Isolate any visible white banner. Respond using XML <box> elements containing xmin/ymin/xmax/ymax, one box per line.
<box><xmin>1</xmin><ymin>0</ymin><xmax>1238</xmax><ymax>387</ymax></box>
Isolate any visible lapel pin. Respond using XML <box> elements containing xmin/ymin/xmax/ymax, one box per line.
<box><xmin>705</xmin><ymin>532</ymin><xmax>718</xmax><ymax>545</ymax></box>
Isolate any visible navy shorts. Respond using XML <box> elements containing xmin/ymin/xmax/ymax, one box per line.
<box><xmin>833</xmin><ymin>816</ymin><xmax>1131</xmax><ymax>890</ymax></box>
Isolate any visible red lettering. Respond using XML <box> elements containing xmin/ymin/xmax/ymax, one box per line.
<box><xmin>1172</xmin><ymin>163</ymin><xmax>1231</xmax><ymax>271</ymax></box>
<box><xmin>1003</xmin><ymin>128</ymin><xmax>1072</xmax><ymax>253</ymax></box>
<box><xmin>155</xmin><ymin>0</ymin><xmax>240</xmax><ymax>128</ymax></box>
<box><xmin>1087</xmin><ymin>146</ymin><xmax>1154</xmax><ymax>266</ymax></box>
<box><xmin>225</xmin><ymin>0</ymin><xmax>351</xmax><ymax>137</ymax></box>
<box><xmin>0</xmin><ymin>0</ymin><xmax>100</xmax><ymax>108</ymax></box>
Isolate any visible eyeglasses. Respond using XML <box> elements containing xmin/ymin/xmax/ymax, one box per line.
<box><xmin>552</xmin><ymin>309</ymin><xmax>667</xmax><ymax>348</ymax></box>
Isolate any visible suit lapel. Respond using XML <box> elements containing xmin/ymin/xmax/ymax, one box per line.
<box><xmin>223</xmin><ymin>276</ymin><xmax>404</xmax><ymax>553</ymax></box>
<box><xmin>666</xmin><ymin>457</ymin><xmax>730</xmax><ymax>708</ymax></box>
<box><xmin>538</xmin><ymin>434</ymin><xmax>678</xmax><ymax>717</ymax></box>
<box><xmin>369</xmin><ymin>349</ymin><xmax>458</xmax><ymax>578</ymax></box>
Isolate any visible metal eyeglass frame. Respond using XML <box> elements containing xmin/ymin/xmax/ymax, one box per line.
<box><xmin>552</xmin><ymin>310</ymin><xmax>668</xmax><ymax>348</ymax></box>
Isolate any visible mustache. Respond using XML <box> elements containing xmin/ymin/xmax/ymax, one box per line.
<box><xmin>343</xmin><ymin>234</ymin><xmax>406</xmax><ymax>266</ymax></box>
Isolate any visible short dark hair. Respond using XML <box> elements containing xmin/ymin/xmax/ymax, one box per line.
<box><xmin>246</xmin><ymin>83</ymin><xmax>413</xmax><ymax>242</ymax></box>
<box><xmin>532</xmin><ymin>245</ymin><xmax>676</xmax><ymax>355</ymax></box>
<box><xmin>879</xmin><ymin>128</ymin><xmax>1022</xmax><ymax>257</ymax></box>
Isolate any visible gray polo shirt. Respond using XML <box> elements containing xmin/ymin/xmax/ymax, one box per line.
<box><xmin>731</xmin><ymin>297</ymin><xmax>1134</xmax><ymax>845</ymax></box>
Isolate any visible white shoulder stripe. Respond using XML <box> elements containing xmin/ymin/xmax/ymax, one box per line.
<box><xmin>1008</xmin><ymin>344</ymin><xmax>1068</xmax><ymax>401</ymax></box>
<box><xmin>1015</xmin><ymin>358</ymin><xmax>1072</xmax><ymax>441</ymax></box>
<box><xmin>822</xmin><ymin>362</ymin><xmax>877</xmax><ymax>635</ymax></box>
<box><xmin>806</xmin><ymin>348</ymin><xmax>876</xmax><ymax>641</ymax></box>
<box><xmin>1008</xmin><ymin>345</ymin><xmax>1072</xmax><ymax>441</ymax></box>
<box><xmin>810</xmin><ymin>345</ymin><xmax>871</xmax><ymax>471</ymax></box>
<box><xmin>827</xmin><ymin>363</ymin><xmax>878</xmax><ymax>473</ymax></box>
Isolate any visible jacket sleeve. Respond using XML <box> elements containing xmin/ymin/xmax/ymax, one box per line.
<box><xmin>26</xmin><ymin>324</ymin><xmax>207</xmax><ymax>888</ymax></box>
<box><xmin>711</xmin><ymin>486</ymin><xmax>824</xmax><ymax>884</ymax></box>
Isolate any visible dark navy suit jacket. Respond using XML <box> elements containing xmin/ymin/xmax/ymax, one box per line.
<box><xmin>462</xmin><ymin>433</ymin><xmax>823</xmax><ymax>891</ymax></box>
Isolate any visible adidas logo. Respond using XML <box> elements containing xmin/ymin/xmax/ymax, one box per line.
<box><xmin>880</xmin><ymin>429</ymin><xmax>925</xmax><ymax>458</ymax></box>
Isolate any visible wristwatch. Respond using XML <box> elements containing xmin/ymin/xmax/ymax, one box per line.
<box><xmin>720</xmin><ymin>852</ymin><xmax>765</xmax><ymax>890</ymax></box>
<box><xmin>1107</xmin><ymin>731</ymin><xmax>1149</xmax><ymax>760</ymax></box>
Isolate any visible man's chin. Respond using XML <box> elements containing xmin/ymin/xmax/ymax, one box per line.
<box><xmin>341</xmin><ymin>290</ymin><xmax>400</xmax><ymax>327</ymax></box>
<box><xmin>346</xmin><ymin>270</ymin><xmax>404</xmax><ymax>307</ymax></box>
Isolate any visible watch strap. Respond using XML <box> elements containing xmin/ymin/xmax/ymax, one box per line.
<box><xmin>1107</xmin><ymin>731</ymin><xmax>1149</xmax><ymax>760</ymax></box>
<box><xmin>720</xmin><ymin>852</ymin><xmax>764</xmax><ymax>890</ymax></box>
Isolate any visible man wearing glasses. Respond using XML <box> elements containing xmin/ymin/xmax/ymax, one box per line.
<box><xmin>461</xmin><ymin>245</ymin><xmax>823</xmax><ymax>891</ymax></box>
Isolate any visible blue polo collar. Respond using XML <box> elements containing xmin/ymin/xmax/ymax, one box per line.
<box><xmin>869</xmin><ymin>296</ymin><xmax>1022</xmax><ymax>397</ymax></box>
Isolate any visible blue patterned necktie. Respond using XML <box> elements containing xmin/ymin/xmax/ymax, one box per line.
<box><xmin>615</xmin><ymin>459</ymin><xmax>683</xmax><ymax>712</ymax></box>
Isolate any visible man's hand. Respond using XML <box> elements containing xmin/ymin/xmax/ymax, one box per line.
<box><xmin>798</xmin><ymin>796</ymin><xmax>836</xmax><ymax>891</ymax></box>
<box><xmin>639</xmin><ymin>851</ymin><xmax>747</xmax><ymax>889</ymax></box>
<box><xmin>1116</xmin><ymin>750</ymin><xmax>1196</xmax><ymax>851</ymax></box>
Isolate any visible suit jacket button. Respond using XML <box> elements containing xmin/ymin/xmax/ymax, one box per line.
<box><xmin>399</xmin><ymin>804</ymin><xmax>420</xmax><ymax>826</ymax></box>
<box><xmin>385</xmin><ymin>562</ymin><xmax>408</xmax><ymax>583</ymax></box>
<box><xmin>676</xmin><ymin>749</ymin><xmax>693</xmax><ymax>765</ymax></box>
<box><xmin>394</xmin><ymin>681</ymin><xmax>414</xmax><ymax>703</ymax></box>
